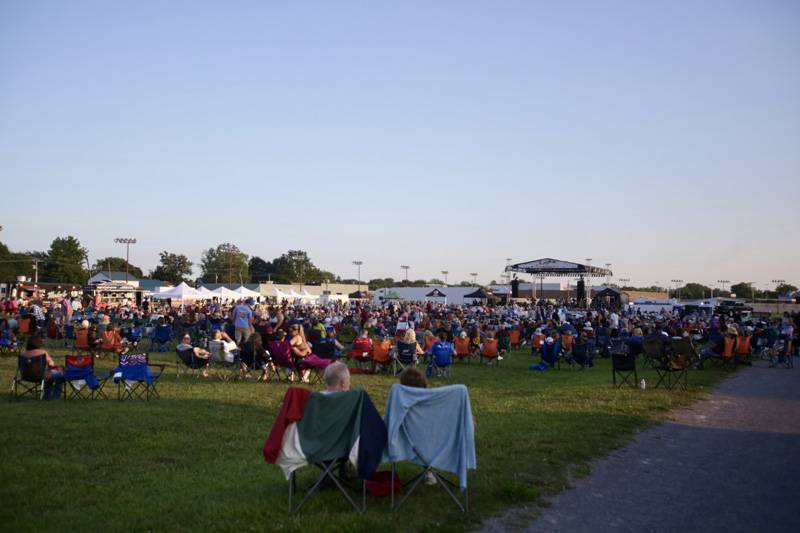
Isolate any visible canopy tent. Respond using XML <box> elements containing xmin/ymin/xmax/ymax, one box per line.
<box><xmin>463</xmin><ymin>288</ymin><xmax>488</xmax><ymax>300</ymax></box>
<box><xmin>196</xmin><ymin>286</ymin><xmax>217</xmax><ymax>298</ymax></box>
<box><xmin>425</xmin><ymin>288</ymin><xmax>447</xmax><ymax>298</ymax></box>
<box><xmin>273</xmin><ymin>288</ymin><xmax>293</xmax><ymax>301</ymax></box>
<box><xmin>299</xmin><ymin>288</ymin><xmax>316</xmax><ymax>298</ymax></box>
<box><xmin>505</xmin><ymin>258</ymin><xmax>612</xmax><ymax>278</ymax></box>
<box><xmin>151</xmin><ymin>282</ymin><xmax>201</xmax><ymax>300</ymax></box>
<box><xmin>233</xmin><ymin>286</ymin><xmax>261</xmax><ymax>298</ymax></box>
<box><xmin>212</xmin><ymin>286</ymin><xmax>241</xmax><ymax>299</ymax></box>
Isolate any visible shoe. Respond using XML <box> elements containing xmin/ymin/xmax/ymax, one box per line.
<box><xmin>498</xmin><ymin>356</ymin><xmax>504</xmax><ymax>361</ymax></box>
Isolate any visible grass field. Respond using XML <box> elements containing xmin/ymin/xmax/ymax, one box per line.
<box><xmin>0</xmin><ymin>342</ymin><xmax>730</xmax><ymax>532</ymax></box>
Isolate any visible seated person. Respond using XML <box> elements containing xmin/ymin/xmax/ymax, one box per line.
<box><xmin>240</xmin><ymin>332</ymin><xmax>270</xmax><ymax>378</ymax></box>
<box><xmin>210</xmin><ymin>329</ymin><xmax>240</xmax><ymax>362</ymax></box>
<box><xmin>397</xmin><ymin>328</ymin><xmax>424</xmax><ymax>363</ymax></box>
<box><xmin>21</xmin><ymin>334</ymin><xmax>64</xmax><ymax>400</ymax></box>
<box><xmin>101</xmin><ymin>324</ymin><xmax>124</xmax><ymax>353</ymax></box>
<box><xmin>322</xmin><ymin>361</ymin><xmax>351</xmax><ymax>393</ymax></box>
<box><xmin>348</xmin><ymin>329</ymin><xmax>373</xmax><ymax>361</ymax></box>
<box><xmin>289</xmin><ymin>324</ymin><xmax>313</xmax><ymax>383</ymax></box>
<box><xmin>176</xmin><ymin>333</ymin><xmax>210</xmax><ymax>378</ymax></box>
<box><xmin>428</xmin><ymin>331</ymin><xmax>456</xmax><ymax>376</ymax></box>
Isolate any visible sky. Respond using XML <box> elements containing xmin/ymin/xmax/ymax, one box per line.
<box><xmin>1</xmin><ymin>0</ymin><xmax>798</xmax><ymax>290</ymax></box>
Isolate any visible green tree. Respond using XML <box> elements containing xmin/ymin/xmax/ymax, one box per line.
<box><xmin>672</xmin><ymin>282</ymin><xmax>712</xmax><ymax>299</ymax></box>
<box><xmin>201</xmin><ymin>243</ymin><xmax>249</xmax><ymax>284</ymax></box>
<box><xmin>249</xmin><ymin>256</ymin><xmax>274</xmax><ymax>283</ymax></box>
<box><xmin>93</xmin><ymin>256</ymin><xmax>144</xmax><ymax>279</ymax></box>
<box><xmin>775</xmin><ymin>283</ymin><xmax>798</xmax><ymax>296</ymax></box>
<box><xmin>267</xmin><ymin>250</ymin><xmax>333</xmax><ymax>284</ymax></box>
<box><xmin>43</xmin><ymin>236</ymin><xmax>87</xmax><ymax>284</ymax></box>
<box><xmin>429</xmin><ymin>278</ymin><xmax>444</xmax><ymax>285</ymax></box>
<box><xmin>730</xmin><ymin>282</ymin><xmax>761</xmax><ymax>300</ymax></box>
<box><xmin>150</xmin><ymin>251</ymin><xmax>194</xmax><ymax>284</ymax></box>
<box><xmin>368</xmin><ymin>278</ymin><xmax>396</xmax><ymax>290</ymax></box>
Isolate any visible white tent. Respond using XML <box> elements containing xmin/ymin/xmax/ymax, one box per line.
<box><xmin>233</xmin><ymin>286</ymin><xmax>261</xmax><ymax>298</ymax></box>
<box><xmin>196</xmin><ymin>286</ymin><xmax>217</xmax><ymax>298</ymax></box>
<box><xmin>150</xmin><ymin>282</ymin><xmax>201</xmax><ymax>300</ymax></box>
<box><xmin>273</xmin><ymin>288</ymin><xmax>292</xmax><ymax>302</ymax></box>
<box><xmin>213</xmin><ymin>286</ymin><xmax>241</xmax><ymax>300</ymax></box>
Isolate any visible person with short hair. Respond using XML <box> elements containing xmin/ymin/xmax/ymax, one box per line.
<box><xmin>323</xmin><ymin>361</ymin><xmax>350</xmax><ymax>392</ymax></box>
<box><xmin>231</xmin><ymin>298</ymin><xmax>255</xmax><ymax>345</ymax></box>
<box><xmin>177</xmin><ymin>333</ymin><xmax>210</xmax><ymax>378</ymax></box>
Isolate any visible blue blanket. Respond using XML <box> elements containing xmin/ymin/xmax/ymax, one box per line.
<box><xmin>383</xmin><ymin>384</ymin><xmax>476</xmax><ymax>489</ymax></box>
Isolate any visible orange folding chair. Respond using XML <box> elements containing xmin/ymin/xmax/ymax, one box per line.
<box><xmin>509</xmin><ymin>330</ymin><xmax>521</xmax><ymax>349</ymax></box>
<box><xmin>454</xmin><ymin>337</ymin><xmax>471</xmax><ymax>363</ymax></box>
<box><xmin>371</xmin><ymin>339</ymin><xmax>392</xmax><ymax>373</ymax></box>
<box><xmin>480</xmin><ymin>338</ymin><xmax>499</xmax><ymax>366</ymax></box>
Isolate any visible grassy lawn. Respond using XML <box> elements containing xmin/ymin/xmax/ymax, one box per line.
<box><xmin>0</xmin><ymin>343</ymin><xmax>730</xmax><ymax>532</ymax></box>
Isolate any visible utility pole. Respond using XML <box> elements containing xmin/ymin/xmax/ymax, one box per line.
<box><xmin>32</xmin><ymin>259</ymin><xmax>39</xmax><ymax>284</ymax></box>
<box><xmin>114</xmin><ymin>237</ymin><xmax>137</xmax><ymax>283</ymax></box>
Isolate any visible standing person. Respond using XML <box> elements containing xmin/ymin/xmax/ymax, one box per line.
<box><xmin>232</xmin><ymin>298</ymin><xmax>254</xmax><ymax>345</ymax></box>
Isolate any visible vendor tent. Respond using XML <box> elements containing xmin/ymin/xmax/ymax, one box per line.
<box><xmin>463</xmin><ymin>288</ymin><xmax>488</xmax><ymax>301</ymax></box>
<box><xmin>151</xmin><ymin>282</ymin><xmax>201</xmax><ymax>300</ymax></box>
<box><xmin>233</xmin><ymin>286</ymin><xmax>261</xmax><ymax>298</ymax></box>
<box><xmin>196</xmin><ymin>286</ymin><xmax>217</xmax><ymax>298</ymax></box>
<box><xmin>212</xmin><ymin>286</ymin><xmax>241</xmax><ymax>300</ymax></box>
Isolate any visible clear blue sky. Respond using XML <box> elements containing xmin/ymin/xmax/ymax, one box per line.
<box><xmin>1</xmin><ymin>0</ymin><xmax>798</xmax><ymax>289</ymax></box>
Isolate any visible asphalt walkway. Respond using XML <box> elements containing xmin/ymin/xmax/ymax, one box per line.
<box><xmin>483</xmin><ymin>360</ymin><xmax>800</xmax><ymax>532</ymax></box>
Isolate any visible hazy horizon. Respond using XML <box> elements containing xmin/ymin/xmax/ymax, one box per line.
<box><xmin>1</xmin><ymin>0</ymin><xmax>798</xmax><ymax>289</ymax></box>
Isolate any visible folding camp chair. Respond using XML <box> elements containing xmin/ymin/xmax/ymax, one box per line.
<box><xmin>650</xmin><ymin>343</ymin><xmax>689</xmax><ymax>391</ymax></box>
<box><xmin>267</xmin><ymin>340</ymin><xmax>298</xmax><ymax>382</ymax></box>
<box><xmin>393</xmin><ymin>341</ymin><xmax>418</xmax><ymax>375</ymax></box>
<box><xmin>453</xmin><ymin>337</ymin><xmax>471</xmax><ymax>363</ymax></box>
<box><xmin>385</xmin><ymin>384</ymin><xmax>476</xmax><ymax>512</ymax></box>
<box><xmin>707</xmin><ymin>336</ymin><xmax>737</xmax><ymax>370</ymax></box>
<box><xmin>509</xmin><ymin>330</ymin><xmax>521</xmax><ymax>349</ymax></box>
<box><xmin>497</xmin><ymin>334</ymin><xmax>511</xmax><ymax>355</ymax></box>
<box><xmin>313</xmin><ymin>340</ymin><xmax>338</xmax><ymax>362</ymax></box>
<box><xmin>10</xmin><ymin>354</ymin><xmax>47</xmax><ymax>400</ymax></box>
<box><xmin>735</xmin><ymin>336</ymin><xmax>752</xmax><ymax>365</ymax></box>
<box><xmin>568</xmin><ymin>342</ymin><xmax>592</xmax><ymax>370</ymax></box>
<box><xmin>429</xmin><ymin>343</ymin><xmax>454</xmax><ymax>379</ymax></box>
<box><xmin>371</xmin><ymin>339</ymin><xmax>393</xmax><ymax>373</ymax></box>
<box><xmin>347</xmin><ymin>337</ymin><xmax>373</xmax><ymax>369</ymax></box>
<box><xmin>208</xmin><ymin>340</ymin><xmax>242</xmax><ymax>381</ymax></box>
<box><xmin>111</xmin><ymin>353</ymin><xmax>164</xmax><ymax>400</ymax></box>
<box><xmin>149</xmin><ymin>325</ymin><xmax>174</xmax><ymax>352</ymax></box>
<box><xmin>175</xmin><ymin>346</ymin><xmax>208</xmax><ymax>378</ymax></box>
<box><xmin>480</xmin><ymin>338</ymin><xmax>499</xmax><ymax>366</ymax></box>
<box><xmin>64</xmin><ymin>354</ymin><xmax>108</xmax><ymax>400</ymax></box>
<box><xmin>0</xmin><ymin>329</ymin><xmax>15</xmax><ymax>353</ymax></box>
<box><xmin>277</xmin><ymin>390</ymin><xmax>386</xmax><ymax>513</ymax></box>
<box><xmin>610</xmin><ymin>342</ymin><xmax>637</xmax><ymax>388</ymax></box>
<box><xmin>641</xmin><ymin>338</ymin><xmax>667</xmax><ymax>371</ymax></box>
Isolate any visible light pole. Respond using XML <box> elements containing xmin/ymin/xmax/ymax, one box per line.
<box><xmin>470</xmin><ymin>272</ymin><xmax>478</xmax><ymax>285</ymax></box>
<box><xmin>352</xmin><ymin>260</ymin><xmax>363</xmax><ymax>293</ymax></box>
<box><xmin>400</xmin><ymin>265</ymin><xmax>410</xmax><ymax>283</ymax></box>
<box><xmin>772</xmin><ymin>279</ymin><xmax>785</xmax><ymax>313</ymax></box>
<box><xmin>441</xmin><ymin>271</ymin><xmax>449</xmax><ymax>286</ymax></box>
<box><xmin>671</xmin><ymin>279</ymin><xmax>683</xmax><ymax>300</ymax></box>
<box><xmin>618</xmin><ymin>277</ymin><xmax>630</xmax><ymax>287</ymax></box>
<box><xmin>715</xmin><ymin>279</ymin><xmax>729</xmax><ymax>300</ymax></box>
<box><xmin>114</xmin><ymin>237</ymin><xmax>137</xmax><ymax>283</ymax></box>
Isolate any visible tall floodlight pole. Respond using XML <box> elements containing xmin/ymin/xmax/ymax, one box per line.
<box><xmin>671</xmin><ymin>279</ymin><xmax>683</xmax><ymax>300</ymax></box>
<box><xmin>470</xmin><ymin>272</ymin><xmax>478</xmax><ymax>285</ymax></box>
<box><xmin>114</xmin><ymin>237</ymin><xmax>137</xmax><ymax>283</ymax></box>
<box><xmin>400</xmin><ymin>265</ymin><xmax>410</xmax><ymax>282</ymax></box>
<box><xmin>352</xmin><ymin>260</ymin><xmax>363</xmax><ymax>293</ymax></box>
<box><xmin>441</xmin><ymin>271</ymin><xmax>449</xmax><ymax>286</ymax></box>
<box><xmin>773</xmin><ymin>279</ymin><xmax>785</xmax><ymax>314</ymax></box>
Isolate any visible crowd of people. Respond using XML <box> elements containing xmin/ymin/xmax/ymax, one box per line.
<box><xmin>2</xmin><ymin>291</ymin><xmax>799</xmax><ymax>398</ymax></box>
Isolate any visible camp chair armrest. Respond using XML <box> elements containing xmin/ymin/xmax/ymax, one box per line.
<box><xmin>149</xmin><ymin>363</ymin><xmax>166</xmax><ymax>378</ymax></box>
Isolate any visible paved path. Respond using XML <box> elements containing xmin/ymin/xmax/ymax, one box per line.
<box><xmin>484</xmin><ymin>361</ymin><xmax>800</xmax><ymax>533</ymax></box>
